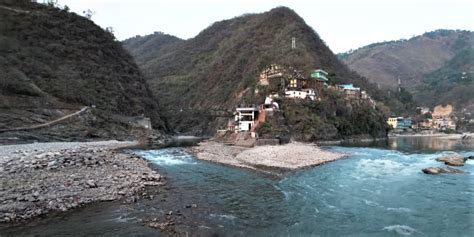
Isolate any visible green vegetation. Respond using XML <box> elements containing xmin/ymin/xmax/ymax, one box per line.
<box><xmin>0</xmin><ymin>0</ymin><xmax>164</xmax><ymax>138</ymax></box>
<box><xmin>413</xmin><ymin>48</ymin><xmax>474</xmax><ymax>110</ymax></box>
<box><xmin>340</xmin><ymin>29</ymin><xmax>473</xmax><ymax>115</ymax></box>
<box><xmin>282</xmin><ymin>90</ymin><xmax>389</xmax><ymax>141</ymax></box>
<box><xmin>124</xmin><ymin>7</ymin><xmax>399</xmax><ymax>138</ymax></box>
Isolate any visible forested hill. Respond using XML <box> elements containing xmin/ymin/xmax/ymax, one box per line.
<box><xmin>340</xmin><ymin>29</ymin><xmax>473</xmax><ymax>113</ymax></box>
<box><xmin>340</xmin><ymin>30</ymin><xmax>472</xmax><ymax>89</ymax></box>
<box><xmin>413</xmin><ymin>48</ymin><xmax>473</xmax><ymax>111</ymax></box>
<box><xmin>123</xmin><ymin>32</ymin><xmax>183</xmax><ymax>65</ymax></box>
<box><xmin>124</xmin><ymin>7</ymin><xmax>401</xmax><ymax>137</ymax></box>
<box><xmin>0</xmin><ymin>0</ymin><xmax>164</xmax><ymax>142</ymax></box>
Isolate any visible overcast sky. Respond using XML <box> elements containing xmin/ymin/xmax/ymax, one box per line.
<box><xmin>56</xmin><ymin>0</ymin><xmax>473</xmax><ymax>53</ymax></box>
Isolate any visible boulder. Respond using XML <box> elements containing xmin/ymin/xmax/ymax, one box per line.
<box><xmin>435</xmin><ymin>156</ymin><xmax>466</xmax><ymax>166</ymax></box>
<box><xmin>422</xmin><ymin>167</ymin><xmax>464</xmax><ymax>175</ymax></box>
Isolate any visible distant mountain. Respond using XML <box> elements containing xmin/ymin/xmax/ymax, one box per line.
<box><xmin>340</xmin><ymin>30</ymin><xmax>472</xmax><ymax>89</ymax></box>
<box><xmin>0</xmin><ymin>0</ymin><xmax>164</xmax><ymax>142</ymax></box>
<box><xmin>340</xmin><ymin>30</ymin><xmax>473</xmax><ymax>113</ymax></box>
<box><xmin>124</xmin><ymin>7</ymin><xmax>396</xmax><ymax>139</ymax></box>
<box><xmin>413</xmin><ymin>48</ymin><xmax>473</xmax><ymax>110</ymax></box>
<box><xmin>123</xmin><ymin>32</ymin><xmax>183</xmax><ymax>65</ymax></box>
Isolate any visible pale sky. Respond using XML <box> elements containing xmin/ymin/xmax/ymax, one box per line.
<box><xmin>56</xmin><ymin>0</ymin><xmax>473</xmax><ymax>53</ymax></box>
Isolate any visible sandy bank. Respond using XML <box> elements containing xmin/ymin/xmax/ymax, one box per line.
<box><xmin>0</xmin><ymin>141</ymin><xmax>162</xmax><ymax>223</ymax></box>
<box><xmin>189</xmin><ymin>141</ymin><xmax>346</xmax><ymax>171</ymax></box>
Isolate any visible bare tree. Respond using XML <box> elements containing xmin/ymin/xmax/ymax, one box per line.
<box><xmin>105</xmin><ymin>27</ymin><xmax>115</xmax><ymax>39</ymax></box>
<box><xmin>105</xmin><ymin>27</ymin><xmax>114</xmax><ymax>34</ymax></box>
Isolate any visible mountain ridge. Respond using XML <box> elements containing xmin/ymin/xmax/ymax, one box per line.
<box><xmin>124</xmin><ymin>7</ymin><xmax>394</xmax><ymax>139</ymax></box>
<box><xmin>0</xmin><ymin>0</ymin><xmax>165</xmax><ymax>142</ymax></box>
<box><xmin>339</xmin><ymin>29</ymin><xmax>473</xmax><ymax>113</ymax></box>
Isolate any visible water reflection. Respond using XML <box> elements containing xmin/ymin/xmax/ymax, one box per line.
<box><xmin>388</xmin><ymin>136</ymin><xmax>473</xmax><ymax>152</ymax></box>
<box><xmin>340</xmin><ymin>136</ymin><xmax>473</xmax><ymax>152</ymax></box>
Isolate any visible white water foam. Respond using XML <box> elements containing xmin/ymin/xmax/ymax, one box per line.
<box><xmin>272</xmin><ymin>184</ymin><xmax>290</xmax><ymax>200</ymax></box>
<box><xmin>135</xmin><ymin>149</ymin><xmax>197</xmax><ymax>166</ymax></box>
<box><xmin>363</xmin><ymin>199</ymin><xmax>381</xmax><ymax>207</ymax></box>
<box><xmin>355</xmin><ymin>159</ymin><xmax>414</xmax><ymax>177</ymax></box>
<box><xmin>386</xmin><ymin>207</ymin><xmax>412</xmax><ymax>213</ymax></box>
<box><xmin>209</xmin><ymin>213</ymin><xmax>238</xmax><ymax>222</ymax></box>
<box><xmin>108</xmin><ymin>216</ymin><xmax>137</xmax><ymax>223</ymax></box>
<box><xmin>383</xmin><ymin>225</ymin><xmax>419</xmax><ymax>236</ymax></box>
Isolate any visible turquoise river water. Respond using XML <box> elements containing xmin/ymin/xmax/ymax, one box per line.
<box><xmin>2</xmin><ymin>137</ymin><xmax>473</xmax><ymax>236</ymax></box>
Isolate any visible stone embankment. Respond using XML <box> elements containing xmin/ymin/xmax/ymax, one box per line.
<box><xmin>0</xmin><ymin>141</ymin><xmax>162</xmax><ymax>223</ymax></box>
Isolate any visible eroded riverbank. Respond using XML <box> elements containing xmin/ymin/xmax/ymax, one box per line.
<box><xmin>0</xmin><ymin>141</ymin><xmax>162</xmax><ymax>223</ymax></box>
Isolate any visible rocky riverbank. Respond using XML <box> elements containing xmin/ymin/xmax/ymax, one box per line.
<box><xmin>0</xmin><ymin>141</ymin><xmax>162</xmax><ymax>223</ymax></box>
<box><xmin>189</xmin><ymin>141</ymin><xmax>346</xmax><ymax>172</ymax></box>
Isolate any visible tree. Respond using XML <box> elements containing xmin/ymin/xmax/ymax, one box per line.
<box><xmin>46</xmin><ymin>0</ymin><xmax>58</xmax><ymax>7</ymax></box>
<box><xmin>105</xmin><ymin>27</ymin><xmax>115</xmax><ymax>39</ymax></box>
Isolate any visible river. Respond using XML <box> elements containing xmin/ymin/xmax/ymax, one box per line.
<box><xmin>1</xmin><ymin>137</ymin><xmax>473</xmax><ymax>236</ymax></box>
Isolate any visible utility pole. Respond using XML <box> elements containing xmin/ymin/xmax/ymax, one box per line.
<box><xmin>291</xmin><ymin>37</ymin><xmax>296</xmax><ymax>49</ymax></box>
<box><xmin>398</xmin><ymin>76</ymin><xmax>401</xmax><ymax>93</ymax></box>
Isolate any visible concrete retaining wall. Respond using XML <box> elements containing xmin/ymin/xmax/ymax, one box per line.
<box><xmin>255</xmin><ymin>139</ymin><xmax>280</xmax><ymax>146</ymax></box>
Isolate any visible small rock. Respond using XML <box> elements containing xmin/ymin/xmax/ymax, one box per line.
<box><xmin>435</xmin><ymin>156</ymin><xmax>466</xmax><ymax>166</ymax></box>
<box><xmin>422</xmin><ymin>167</ymin><xmax>465</xmax><ymax>175</ymax></box>
<box><xmin>85</xmin><ymin>180</ymin><xmax>97</xmax><ymax>188</ymax></box>
<box><xmin>47</xmin><ymin>160</ymin><xmax>58</xmax><ymax>167</ymax></box>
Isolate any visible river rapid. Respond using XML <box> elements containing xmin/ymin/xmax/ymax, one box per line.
<box><xmin>1</xmin><ymin>137</ymin><xmax>473</xmax><ymax>236</ymax></box>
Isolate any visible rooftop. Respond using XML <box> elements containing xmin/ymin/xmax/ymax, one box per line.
<box><xmin>338</xmin><ymin>84</ymin><xmax>360</xmax><ymax>90</ymax></box>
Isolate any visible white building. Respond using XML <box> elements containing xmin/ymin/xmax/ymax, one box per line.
<box><xmin>263</xmin><ymin>97</ymin><xmax>279</xmax><ymax>111</ymax></box>
<box><xmin>284</xmin><ymin>89</ymin><xmax>316</xmax><ymax>100</ymax></box>
<box><xmin>234</xmin><ymin>106</ymin><xmax>258</xmax><ymax>132</ymax></box>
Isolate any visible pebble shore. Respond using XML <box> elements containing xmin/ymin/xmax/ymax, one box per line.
<box><xmin>0</xmin><ymin>141</ymin><xmax>162</xmax><ymax>223</ymax></box>
<box><xmin>190</xmin><ymin>141</ymin><xmax>346</xmax><ymax>171</ymax></box>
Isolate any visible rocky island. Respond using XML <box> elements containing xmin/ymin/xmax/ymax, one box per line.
<box><xmin>190</xmin><ymin>141</ymin><xmax>346</xmax><ymax>172</ymax></box>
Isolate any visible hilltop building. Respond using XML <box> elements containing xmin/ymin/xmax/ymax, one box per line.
<box><xmin>310</xmin><ymin>69</ymin><xmax>329</xmax><ymax>91</ymax></box>
<box><xmin>284</xmin><ymin>68</ymin><xmax>329</xmax><ymax>101</ymax></box>
<box><xmin>337</xmin><ymin>84</ymin><xmax>361</xmax><ymax>98</ymax></box>
<box><xmin>258</xmin><ymin>64</ymin><xmax>286</xmax><ymax>95</ymax></box>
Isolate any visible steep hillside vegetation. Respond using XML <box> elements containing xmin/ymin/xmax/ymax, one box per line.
<box><xmin>0</xmin><ymin>0</ymin><xmax>164</xmax><ymax>142</ymax></box>
<box><xmin>123</xmin><ymin>32</ymin><xmax>183</xmax><ymax>65</ymax></box>
<box><xmin>413</xmin><ymin>48</ymin><xmax>474</xmax><ymax>110</ymax></box>
<box><xmin>340</xmin><ymin>30</ymin><xmax>473</xmax><ymax>89</ymax></box>
<box><xmin>340</xmin><ymin>30</ymin><xmax>473</xmax><ymax>113</ymax></box>
<box><xmin>125</xmin><ymin>7</ymin><xmax>395</xmax><ymax>139</ymax></box>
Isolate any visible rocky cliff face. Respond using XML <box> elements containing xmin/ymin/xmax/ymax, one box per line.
<box><xmin>0</xmin><ymin>0</ymin><xmax>165</xmax><ymax>143</ymax></box>
<box><xmin>124</xmin><ymin>7</ymin><xmax>393</xmax><ymax>139</ymax></box>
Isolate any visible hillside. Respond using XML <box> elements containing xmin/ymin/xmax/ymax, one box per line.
<box><xmin>123</xmin><ymin>32</ymin><xmax>183</xmax><ymax>65</ymax></box>
<box><xmin>413</xmin><ymin>48</ymin><xmax>474</xmax><ymax>110</ymax></box>
<box><xmin>0</xmin><ymin>0</ymin><xmax>164</xmax><ymax>143</ymax></box>
<box><xmin>340</xmin><ymin>30</ymin><xmax>473</xmax><ymax>89</ymax></box>
<box><xmin>124</xmin><ymin>7</ymin><xmax>394</xmax><ymax>139</ymax></box>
